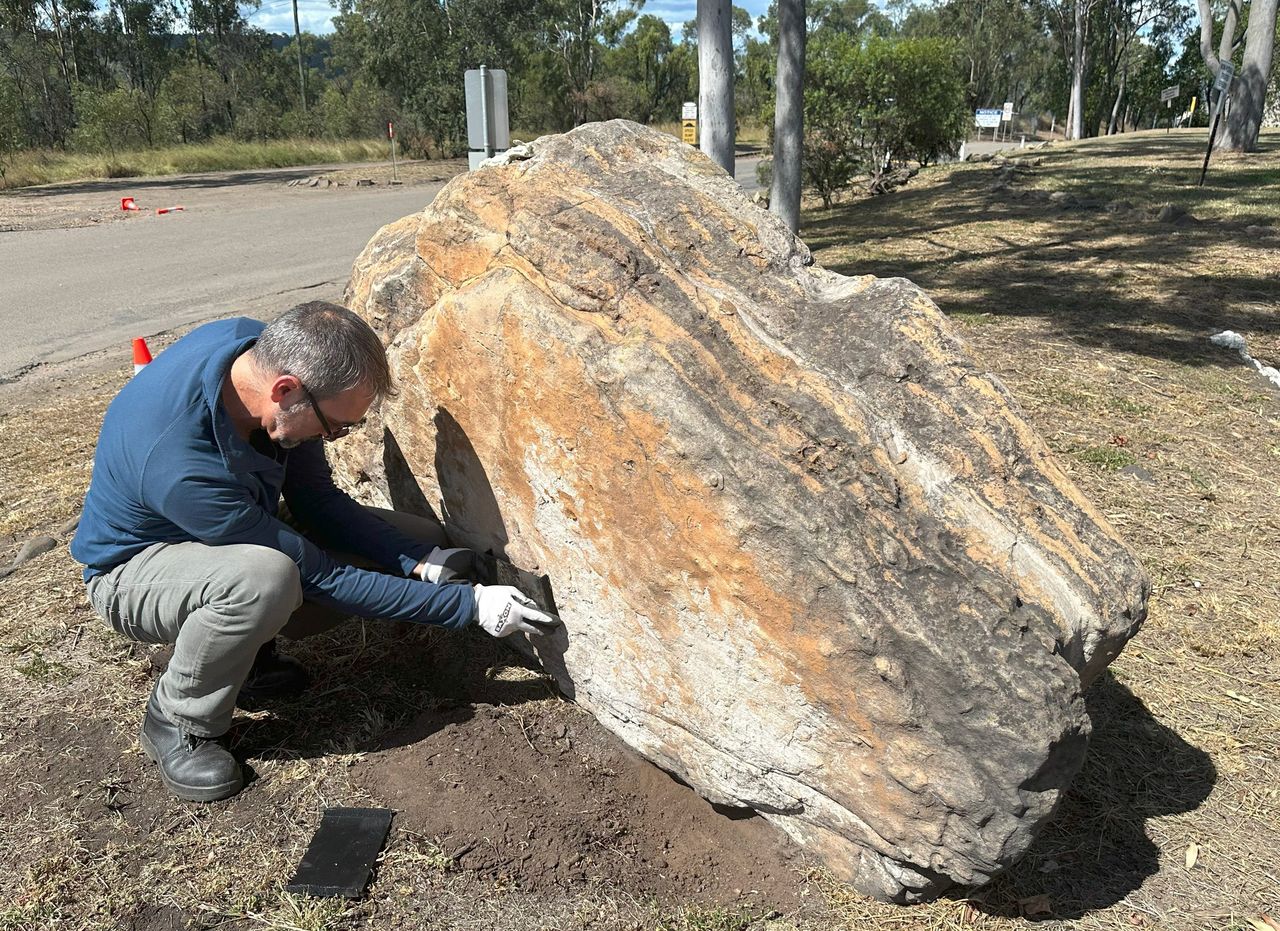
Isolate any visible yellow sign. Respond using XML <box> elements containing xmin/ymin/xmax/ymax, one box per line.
<box><xmin>1189</xmin><ymin>95</ymin><xmax>1198</xmax><ymax>118</ymax></box>
<box><xmin>682</xmin><ymin>119</ymin><xmax>697</xmax><ymax>144</ymax></box>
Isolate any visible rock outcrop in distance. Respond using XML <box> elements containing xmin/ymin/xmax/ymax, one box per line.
<box><xmin>334</xmin><ymin>120</ymin><xmax>1149</xmax><ymax>903</ymax></box>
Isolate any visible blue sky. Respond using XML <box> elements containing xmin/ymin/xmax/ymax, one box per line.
<box><xmin>247</xmin><ymin>0</ymin><xmax>772</xmax><ymax>38</ymax></box>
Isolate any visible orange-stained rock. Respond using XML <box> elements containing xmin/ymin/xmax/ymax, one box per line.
<box><xmin>333</xmin><ymin>121</ymin><xmax>1148</xmax><ymax>902</ymax></box>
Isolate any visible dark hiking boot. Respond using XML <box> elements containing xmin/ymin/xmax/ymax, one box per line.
<box><xmin>236</xmin><ymin>639</ymin><xmax>310</xmax><ymax>708</ymax></box>
<box><xmin>139</xmin><ymin>693</ymin><xmax>243</xmax><ymax>803</ymax></box>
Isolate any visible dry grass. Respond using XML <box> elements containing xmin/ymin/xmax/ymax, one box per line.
<box><xmin>805</xmin><ymin>128</ymin><xmax>1280</xmax><ymax>930</ymax></box>
<box><xmin>0</xmin><ymin>138</ymin><xmax>395</xmax><ymax>191</ymax></box>
<box><xmin>1</xmin><ymin>129</ymin><xmax>1278</xmax><ymax>930</ymax></box>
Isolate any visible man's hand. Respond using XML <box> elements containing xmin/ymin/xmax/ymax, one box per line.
<box><xmin>473</xmin><ymin>584</ymin><xmax>561</xmax><ymax>637</ymax></box>
<box><xmin>415</xmin><ymin>546</ymin><xmax>476</xmax><ymax>584</ymax></box>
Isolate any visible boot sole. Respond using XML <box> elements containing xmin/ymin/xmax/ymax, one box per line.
<box><xmin>139</xmin><ymin>729</ymin><xmax>244</xmax><ymax>803</ymax></box>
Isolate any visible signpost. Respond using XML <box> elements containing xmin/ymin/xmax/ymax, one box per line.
<box><xmin>1214</xmin><ymin>61</ymin><xmax>1235</xmax><ymax>94</ymax></box>
<box><xmin>975</xmin><ymin>108</ymin><xmax>1001</xmax><ymax>141</ymax></box>
<box><xmin>387</xmin><ymin>122</ymin><xmax>400</xmax><ymax>185</ymax></box>
<box><xmin>1000</xmin><ymin>101</ymin><xmax>1014</xmax><ymax>142</ymax></box>
<box><xmin>1200</xmin><ymin>64</ymin><xmax>1235</xmax><ymax>186</ymax></box>
<box><xmin>1161</xmin><ymin>84</ymin><xmax>1179</xmax><ymax>133</ymax></box>
<box><xmin>681</xmin><ymin>101</ymin><xmax>697</xmax><ymax>145</ymax></box>
<box><xmin>465</xmin><ymin>66</ymin><xmax>511</xmax><ymax>170</ymax></box>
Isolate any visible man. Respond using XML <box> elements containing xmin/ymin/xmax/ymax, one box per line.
<box><xmin>72</xmin><ymin>301</ymin><xmax>558</xmax><ymax>803</ymax></box>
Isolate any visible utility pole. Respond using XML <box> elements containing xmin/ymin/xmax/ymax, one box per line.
<box><xmin>292</xmin><ymin>0</ymin><xmax>307</xmax><ymax>115</ymax></box>
<box><xmin>697</xmin><ymin>0</ymin><xmax>735</xmax><ymax>175</ymax></box>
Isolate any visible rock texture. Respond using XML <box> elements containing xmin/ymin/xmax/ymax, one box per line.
<box><xmin>334</xmin><ymin>120</ymin><xmax>1149</xmax><ymax>902</ymax></box>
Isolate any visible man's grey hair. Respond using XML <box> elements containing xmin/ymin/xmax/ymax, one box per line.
<box><xmin>252</xmin><ymin>301</ymin><xmax>395</xmax><ymax>401</ymax></box>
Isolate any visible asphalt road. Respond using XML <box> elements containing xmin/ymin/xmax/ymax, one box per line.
<box><xmin>0</xmin><ymin>169</ymin><xmax>450</xmax><ymax>383</ymax></box>
<box><xmin>0</xmin><ymin>155</ymin><xmax>765</xmax><ymax>384</ymax></box>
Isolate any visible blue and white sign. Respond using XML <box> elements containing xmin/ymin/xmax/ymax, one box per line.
<box><xmin>975</xmin><ymin>108</ymin><xmax>1002</xmax><ymax>128</ymax></box>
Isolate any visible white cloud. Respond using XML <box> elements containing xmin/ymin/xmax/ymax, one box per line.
<box><xmin>247</xmin><ymin>0</ymin><xmax>338</xmax><ymax>35</ymax></box>
<box><xmin>643</xmin><ymin>0</ymin><xmax>771</xmax><ymax>32</ymax></box>
<box><xmin>245</xmin><ymin>0</ymin><xmax>773</xmax><ymax>39</ymax></box>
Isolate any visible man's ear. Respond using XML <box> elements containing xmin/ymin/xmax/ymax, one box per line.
<box><xmin>268</xmin><ymin>373</ymin><xmax>302</xmax><ymax>405</ymax></box>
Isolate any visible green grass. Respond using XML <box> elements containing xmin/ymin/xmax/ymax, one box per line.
<box><xmin>1</xmin><ymin>136</ymin><xmax>393</xmax><ymax>190</ymax></box>
<box><xmin>656</xmin><ymin>906</ymin><xmax>764</xmax><ymax>931</ymax></box>
<box><xmin>1073</xmin><ymin>444</ymin><xmax>1138</xmax><ymax>471</ymax></box>
<box><xmin>13</xmin><ymin>651</ymin><xmax>70</xmax><ymax>681</ymax></box>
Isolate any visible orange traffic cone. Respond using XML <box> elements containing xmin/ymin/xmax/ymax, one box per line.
<box><xmin>156</xmin><ymin>205</ymin><xmax>185</xmax><ymax>215</ymax></box>
<box><xmin>132</xmin><ymin>338</ymin><xmax>153</xmax><ymax>375</ymax></box>
<box><xmin>121</xmin><ymin>196</ymin><xmax>140</xmax><ymax>211</ymax></box>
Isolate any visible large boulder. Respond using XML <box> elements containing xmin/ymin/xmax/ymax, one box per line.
<box><xmin>334</xmin><ymin>121</ymin><xmax>1148</xmax><ymax>902</ymax></box>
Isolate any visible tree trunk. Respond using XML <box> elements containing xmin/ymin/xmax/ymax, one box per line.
<box><xmin>697</xmin><ymin>0</ymin><xmax>734</xmax><ymax>175</ymax></box>
<box><xmin>1197</xmin><ymin>0</ymin><xmax>1242</xmax><ymax>129</ymax></box>
<box><xmin>1108</xmin><ymin>67</ymin><xmax>1125</xmax><ymax>135</ymax></box>
<box><xmin>1218</xmin><ymin>0</ymin><xmax>1278</xmax><ymax>151</ymax></box>
<box><xmin>1068</xmin><ymin>0</ymin><xmax>1086</xmax><ymax>140</ymax></box>
<box><xmin>769</xmin><ymin>0</ymin><xmax>804</xmax><ymax>233</ymax></box>
<box><xmin>292</xmin><ymin>0</ymin><xmax>308</xmax><ymax>116</ymax></box>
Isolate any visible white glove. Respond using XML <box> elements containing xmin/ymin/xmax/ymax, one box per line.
<box><xmin>416</xmin><ymin>546</ymin><xmax>475</xmax><ymax>584</ymax></box>
<box><xmin>473</xmin><ymin>584</ymin><xmax>561</xmax><ymax>637</ymax></box>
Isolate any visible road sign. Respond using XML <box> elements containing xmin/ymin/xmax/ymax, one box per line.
<box><xmin>465</xmin><ymin>67</ymin><xmax>510</xmax><ymax>155</ymax></box>
<box><xmin>1160</xmin><ymin>84</ymin><xmax>1180</xmax><ymax>103</ymax></box>
<box><xmin>1002</xmin><ymin>101</ymin><xmax>1014</xmax><ymax>122</ymax></box>
<box><xmin>681</xmin><ymin>120</ymin><xmax>697</xmax><ymax>144</ymax></box>
<box><xmin>1213</xmin><ymin>62</ymin><xmax>1235</xmax><ymax>94</ymax></box>
<box><xmin>975</xmin><ymin>108</ymin><xmax>1001</xmax><ymax>128</ymax></box>
<box><xmin>682</xmin><ymin>101</ymin><xmax>697</xmax><ymax>120</ymax></box>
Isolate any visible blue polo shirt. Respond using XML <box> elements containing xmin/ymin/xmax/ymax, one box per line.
<box><xmin>70</xmin><ymin>317</ymin><xmax>475</xmax><ymax>630</ymax></box>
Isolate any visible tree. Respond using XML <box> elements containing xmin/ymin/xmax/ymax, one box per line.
<box><xmin>803</xmin><ymin>35</ymin><xmax>968</xmax><ymax>205</ymax></box>
<box><xmin>770</xmin><ymin>0</ymin><xmax>804</xmax><ymax>231</ymax></box>
<box><xmin>698</xmin><ymin>0</ymin><xmax>735</xmax><ymax>174</ymax></box>
<box><xmin>1211</xmin><ymin>0</ymin><xmax>1279</xmax><ymax>149</ymax></box>
<box><xmin>605</xmin><ymin>14</ymin><xmax>691</xmax><ymax>123</ymax></box>
<box><xmin>0</xmin><ymin>70</ymin><xmax>24</xmax><ymax>182</ymax></box>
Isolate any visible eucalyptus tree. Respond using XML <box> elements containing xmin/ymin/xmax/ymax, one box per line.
<box><xmin>697</xmin><ymin>0</ymin><xmax>734</xmax><ymax>173</ymax></box>
<box><xmin>1197</xmin><ymin>0</ymin><xmax>1278</xmax><ymax>150</ymax></box>
<box><xmin>769</xmin><ymin>0</ymin><xmax>803</xmax><ymax>232</ymax></box>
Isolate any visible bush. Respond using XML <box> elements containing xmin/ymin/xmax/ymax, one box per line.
<box><xmin>0</xmin><ymin>74</ymin><xmax>23</xmax><ymax>183</ymax></box>
<box><xmin>70</xmin><ymin>84</ymin><xmax>153</xmax><ymax>156</ymax></box>
<box><xmin>804</xmin><ymin>35</ymin><xmax>968</xmax><ymax>204</ymax></box>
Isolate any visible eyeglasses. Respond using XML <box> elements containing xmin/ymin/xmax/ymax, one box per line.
<box><xmin>297</xmin><ymin>382</ymin><xmax>364</xmax><ymax>441</ymax></box>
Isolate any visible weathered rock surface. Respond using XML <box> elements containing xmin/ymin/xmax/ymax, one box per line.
<box><xmin>334</xmin><ymin>120</ymin><xmax>1149</xmax><ymax>902</ymax></box>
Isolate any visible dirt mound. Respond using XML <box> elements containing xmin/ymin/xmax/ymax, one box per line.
<box><xmin>359</xmin><ymin>698</ymin><xmax>806</xmax><ymax>908</ymax></box>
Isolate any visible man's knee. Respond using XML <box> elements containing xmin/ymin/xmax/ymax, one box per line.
<box><xmin>223</xmin><ymin>546</ymin><xmax>303</xmax><ymax>622</ymax></box>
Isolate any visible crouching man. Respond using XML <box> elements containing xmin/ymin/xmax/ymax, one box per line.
<box><xmin>71</xmin><ymin>301</ymin><xmax>558</xmax><ymax>802</ymax></box>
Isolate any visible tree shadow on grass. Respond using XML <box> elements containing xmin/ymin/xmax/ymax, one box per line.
<box><xmin>964</xmin><ymin>671</ymin><xmax>1216</xmax><ymax>920</ymax></box>
<box><xmin>803</xmin><ymin>160</ymin><xmax>1280</xmax><ymax>367</ymax></box>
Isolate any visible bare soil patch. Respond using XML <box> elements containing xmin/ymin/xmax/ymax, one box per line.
<box><xmin>363</xmin><ymin>700</ymin><xmax>802</xmax><ymax>904</ymax></box>
<box><xmin>0</xmin><ymin>159</ymin><xmax>466</xmax><ymax>232</ymax></box>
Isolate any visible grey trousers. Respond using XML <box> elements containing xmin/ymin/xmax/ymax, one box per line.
<box><xmin>85</xmin><ymin>507</ymin><xmax>447</xmax><ymax>738</ymax></box>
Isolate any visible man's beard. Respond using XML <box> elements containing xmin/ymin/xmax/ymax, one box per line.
<box><xmin>272</xmin><ymin>406</ymin><xmax>308</xmax><ymax>448</ymax></box>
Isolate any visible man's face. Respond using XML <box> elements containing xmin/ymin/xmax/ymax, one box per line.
<box><xmin>268</xmin><ymin>379</ymin><xmax>374</xmax><ymax>448</ymax></box>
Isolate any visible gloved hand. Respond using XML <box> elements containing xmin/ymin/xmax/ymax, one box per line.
<box><xmin>473</xmin><ymin>584</ymin><xmax>561</xmax><ymax>637</ymax></box>
<box><xmin>416</xmin><ymin>546</ymin><xmax>476</xmax><ymax>584</ymax></box>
